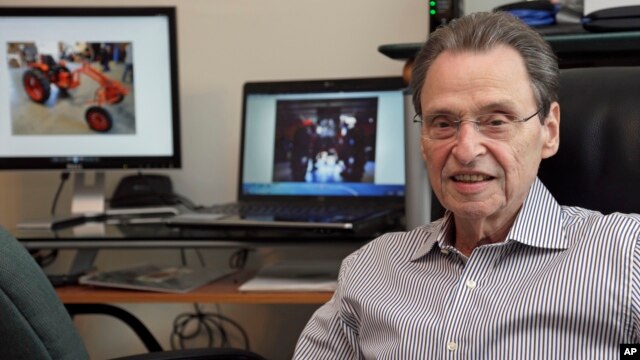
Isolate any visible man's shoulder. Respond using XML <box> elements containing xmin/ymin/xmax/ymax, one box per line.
<box><xmin>338</xmin><ymin>221</ymin><xmax>442</xmax><ymax>286</ymax></box>
<box><xmin>368</xmin><ymin>219</ymin><xmax>444</xmax><ymax>249</ymax></box>
<box><xmin>562</xmin><ymin>206</ymin><xmax>640</xmax><ymax>227</ymax></box>
<box><xmin>345</xmin><ymin>219</ymin><xmax>444</xmax><ymax>265</ymax></box>
<box><xmin>561</xmin><ymin>206</ymin><xmax>640</xmax><ymax>242</ymax></box>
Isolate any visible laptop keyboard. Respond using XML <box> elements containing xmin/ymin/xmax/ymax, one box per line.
<box><xmin>204</xmin><ymin>202</ymin><xmax>393</xmax><ymax>221</ymax></box>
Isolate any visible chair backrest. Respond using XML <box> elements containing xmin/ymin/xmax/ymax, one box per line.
<box><xmin>0</xmin><ymin>227</ymin><xmax>90</xmax><ymax>359</ymax></box>
<box><xmin>538</xmin><ymin>66</ymin><xmax>640</xmax><ymax>214</ymax></box>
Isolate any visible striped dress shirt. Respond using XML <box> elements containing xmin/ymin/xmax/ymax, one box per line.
<box><xmin>293</xmin><ymin>178</ymin><xmax>640</xmax><ymax>359</ymax></box>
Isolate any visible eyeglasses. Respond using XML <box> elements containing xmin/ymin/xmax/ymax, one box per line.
<box><xmin>413</xmin><ymin>108</ymin><xmax>542</xmax><ymax>140</ymax></box>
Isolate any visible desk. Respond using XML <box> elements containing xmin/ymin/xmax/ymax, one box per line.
<box><xmin>13</xmin><ymin>222</ymin><xmax>344</xmax><ymax>354</ymax></box>
<box><xmin>57</xmin><ymin>278</ymin><xmax>333</xmax><ymax>352</ymax></box>
<box><xmin>57</xmin><ymin>269</ymin><xmax>333</xmax><ymax>305</ymax></box>
<box><xmin>13</xmin><ymin>222</ymin><xmax>363</xmax><ymax>304</ymax></box>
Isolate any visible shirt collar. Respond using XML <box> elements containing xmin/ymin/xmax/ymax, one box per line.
<box><xmin>410</xmin><ymin>177</ymin><xmax>567</xmax><ymax>261</ymax></box>
<box><xmin>506</xmin><ymin>177</ymin><xmax>567</xmax><ymax>250</ymax></box>
<box><xmin>410</xmin><ymin>214</ymin><xmax>453</xmax><ymax>261</ymax></box>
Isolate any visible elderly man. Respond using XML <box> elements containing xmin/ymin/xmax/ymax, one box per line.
<box><xmin>293</xmin><ymin>11</ymin><xmax>640</xmax><ymax>359</ymax></box>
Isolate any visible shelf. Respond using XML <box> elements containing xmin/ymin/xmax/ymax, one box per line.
<box><xmin>56</xmin><ymin>269</ymin><xmax>333</xmax><ymax>305</ymax></box>
<box><xmin>378</xmin><ymin>43</ymin><xmax>422</xmax><ymax>60</ymax></box>
<box><xmin>379</xmin><ymin>30</ymin><xmax>640</xmax><ymax>68</ymax></box>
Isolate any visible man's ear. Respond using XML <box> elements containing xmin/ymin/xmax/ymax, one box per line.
<box><xmin>419</xmin><ymin>136</ymin><xmax>429</xmax><ymax>164</ymax></box>
<box><xmin>541</xmin><ymin>101</ymin><xmax>560</xmax><ymax>159</ymax></box>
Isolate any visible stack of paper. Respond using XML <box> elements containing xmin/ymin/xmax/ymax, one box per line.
<box><xmin>239</xmin><ymin>261</ymin><xmax>340</xmax><ymax>292</ymax></box>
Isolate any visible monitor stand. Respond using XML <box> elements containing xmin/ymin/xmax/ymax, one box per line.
<box><xmin>71</xmin><ymin>171</ymin><xmax>106</xmax><ymax>215</ymax></box>
<box><xmin>19</xmin><ymin>171</ymin><xmax>179</xmax><ymax>278</ymax></box>
<box><xmin>16</xmin><ymin>171</ymin><xmax>106</xmax><ymax>230</ymax></box>
<box><xmin>17</xmin><ymin>171</ymin><xmax>178</xmax><ymax>231</ymax></box>
<box><xmin>72</xmin><ymin>171</ymin><xmax>179</xmax><ymax>216</ymax></box>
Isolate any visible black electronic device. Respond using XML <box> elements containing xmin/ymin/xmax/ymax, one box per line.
<box><xmin>110</xmin><ymin>174</ymin><xmax>178</xmax><ymax>208</ymax></box>
<box><xmin>429</xmin><ymin>0</ymin><xmax>462</xmax><ymax>32</ymax></box>
<box><xmin>166</xmin><ymin>76</ymin><xmax>407</xmax><ymax>234</ymax></box>
<box><xmin>0</xmin><ymin>7</ymin><xmax>181</xmax><ymax>170</ymax></box>
<box><xmin>583</xmin><ymin>5</ymin><xmax>640</xmax><ymax>32</ymax></box>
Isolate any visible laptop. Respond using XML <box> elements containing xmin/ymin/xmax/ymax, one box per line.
<box><xmin>167</xmin><ymin>76</ymin><xmax>407</xmax><ymax>233</ymax></box>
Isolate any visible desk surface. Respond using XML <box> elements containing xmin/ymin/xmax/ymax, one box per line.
<box><xmin>57</xmin><ymin>269</ymin><xmax>333</xmax><ymax>304</ymax></box>
<box><xmin>16</xmin><ymin>222</ymin><xmax>357</xmax><ymax>305</ymax></box>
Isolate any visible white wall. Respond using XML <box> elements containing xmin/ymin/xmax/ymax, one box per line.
<box><xmin>0</xmin><ymin>0</ymin><xmax>428</xmax><ymax>358</ymax></box>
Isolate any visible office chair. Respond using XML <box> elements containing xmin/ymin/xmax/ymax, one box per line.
<box><xmin>538</xmin><ymin>66</ymin><xmax>640</xmax><ymax>214</ymax></box>
<box><xmin>0</xmin><ymin>227</ymin><xmax>266</xmax><ymax>360</ymax></box>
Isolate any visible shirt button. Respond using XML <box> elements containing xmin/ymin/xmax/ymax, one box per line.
<box><xmin>466</xmin><ymin>279</ymin><xmax>476</xmax><ymax>289</ymax></box>
<box><xmin>447</xmin><ymin>341</ymin><xmax>458</xmax><ymax>351</ymax></box>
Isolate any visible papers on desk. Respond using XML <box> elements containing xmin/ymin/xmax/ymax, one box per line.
<box><xmin>79</xmin><ymin>264</ymin><xmax>235</xmax><ymax>293</ymax></box>
<box><xmin>239</xmin><ymin>261</ymin><xmax>340</xmax><ymax>292</ymax></box>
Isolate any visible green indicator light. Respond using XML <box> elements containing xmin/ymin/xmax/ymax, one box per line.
<box><xmin>430</xmin><ymin>9</ymin><xmax>436</xmax><ymax>15</ymax></box>
<box><xmin>430</xmin><ymin>1</ymin><xmax>436</xmax><ymax>6</ymax></box>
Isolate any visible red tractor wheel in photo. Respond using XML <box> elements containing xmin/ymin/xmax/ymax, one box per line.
<box><xmin>85</xmin><ymin>106</ymin><xmax>113</xmax><ymax>132</ymax></box>
<box><xmin>23</xmin><ymin>69</ymin><xmax>51</xmax><ymax>103</ymax></box>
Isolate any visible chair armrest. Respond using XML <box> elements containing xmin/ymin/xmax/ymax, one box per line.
<box><xmin>111</xmin><ymin>347</ymin><xmax>267</xmax><ymax>360</ymax></box>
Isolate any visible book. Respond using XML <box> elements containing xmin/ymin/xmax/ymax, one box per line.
<box><xmin>79</xmin><ymin>264</ymin><xmax>236</xmax><ymax>293</ymax></box>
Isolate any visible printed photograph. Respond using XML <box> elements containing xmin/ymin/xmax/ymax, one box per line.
<box><xmin>6</xmin><ymin>41</ymin><xmax>135</xmax><ymax>135</ymax></box>
<box><xmin>272</xmin><ymin>97</ymin><xmax>378</xmax><ymax>183</ymax></box>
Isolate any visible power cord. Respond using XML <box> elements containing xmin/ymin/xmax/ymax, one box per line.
<box><xmin>31</xmin><ymin>171</ymin><xmax>70</xmax><ymax>268</ymax></box>
<box><xmin>229</xmin><ymin>249</ymin><xmax>249</xmax><ymax>269</ymax></box>
<box><xmin>31</xmin><ymin>249</ymin><xmax>59</xmax><ymax>267</ymax></box>
<box><xmin>170</xmin><ymin>249</ymin><xmax>250</xmax><ymax>350</ymax></box>
<box><xmin>170</xmin><ymin>303</ymin><xmax>250</xmax><ymax>350</ymax></box>
<box><xmin>51</xmin><ymin>171</ymin><xmax>70</xmax><ymax>216</ymax></box>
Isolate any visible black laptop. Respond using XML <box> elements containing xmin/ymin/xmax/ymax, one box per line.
<box><xmin>167</xmin><ymin>76</ymin><xmax>407</xmax><ymax>232</ymax></box>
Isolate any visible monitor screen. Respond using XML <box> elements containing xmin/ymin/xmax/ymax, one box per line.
<box><xmin>240</xmin><ymin>77</ymin><xmax>406</xmax><ymax>200</ymax></box>
<box><xmin>0</xmin><ymin>7</ymin><xmax>180</xmax><ymax>169</ymax></box>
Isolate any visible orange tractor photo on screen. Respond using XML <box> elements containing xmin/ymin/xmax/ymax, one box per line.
<box><xmin>7</xmin><ymin>41</ymin><xmax>136</xmax><ymax>135</ymax></box>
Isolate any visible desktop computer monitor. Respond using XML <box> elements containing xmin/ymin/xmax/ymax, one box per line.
<box><xmin>0</xmin><ymin>7</ymin><xmax>180</xmax><ymax>213</ymax></box>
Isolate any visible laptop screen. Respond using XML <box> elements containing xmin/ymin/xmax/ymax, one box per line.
<box><xmin>239</xmin><ymin>77</ymin><xmax>406</xmax><ymax>201</ymax></box>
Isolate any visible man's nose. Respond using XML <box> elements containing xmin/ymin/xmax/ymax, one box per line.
<box><xmin>451</xmin><ymin>122</ymin><xmax>485</xmax><ymax>164</ymax></box>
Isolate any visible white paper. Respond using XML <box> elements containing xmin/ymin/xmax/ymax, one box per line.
<box><xmin>584</xmin><ymin>0</ymin><xmax>640</xmax><ymax>16</ymax></box>
<box><xmin>239</xmin><ymin>261</ymin><xmax>339</xmax><ymax>292</ymax></box>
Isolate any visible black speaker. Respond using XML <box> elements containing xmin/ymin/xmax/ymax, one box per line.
<box><xmin>110</xmin><ymin>174</ymin><xmax>177</xmax><ymax>208</ymax></box>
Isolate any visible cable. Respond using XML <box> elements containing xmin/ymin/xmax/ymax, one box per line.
<box><xmin>229</xmin><ymin>249</ymin><xmax>249</xmax><ymax>270</ymax></box>
<box><xmin>34</xmin><ymin>171</ymin><xmax>70</xmax><ymax>268</ymax></box>
<box><xmin>170</xmin><ymin>303</ymin><xmax>250</xmax><ymax>350</ymax></box>
<box><xmin>195</xmin><ymin>249</ymin><xmax>206</xmax><ymax>267</ymax></box>
<box><xmin>51</xmin><ymin>171</ymin><xmax>70</xmax><ymax>216</ymax></box>
<box><xmin>180</xmin><ymin>248</ymin><xmax>187</xmax><ymax>266</ymax></box>
<box><xmin>176</xmin><ymin>194</ymin><xmax>204</xmax><ymax>211</ymax></box>
<box><xmin>170</xmin><ymin>248</ymin><xmax>250</xmax><ymax>350</ymax></box>
<box><xmin>31</xmin><ymin>248</ymin><xmax>59</xmax><ymax>267</ymax></box>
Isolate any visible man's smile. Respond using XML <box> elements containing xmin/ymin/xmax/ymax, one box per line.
<box><xmin>451</xmin><ymin>174</ymin><xmax>494</xmax><ymax>183</ymax></box>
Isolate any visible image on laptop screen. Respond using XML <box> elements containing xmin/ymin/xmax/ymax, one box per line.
<box><xmin>240</xmin><ymin>77</ymin><xmax>406</xmax><ymax>199</ymax></box>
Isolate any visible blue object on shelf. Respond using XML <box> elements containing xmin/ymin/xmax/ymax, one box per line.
<box><xmin>505</xmin><ymin>8</ymin><xmax>558</xmax><ymax>27</ymax></box>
